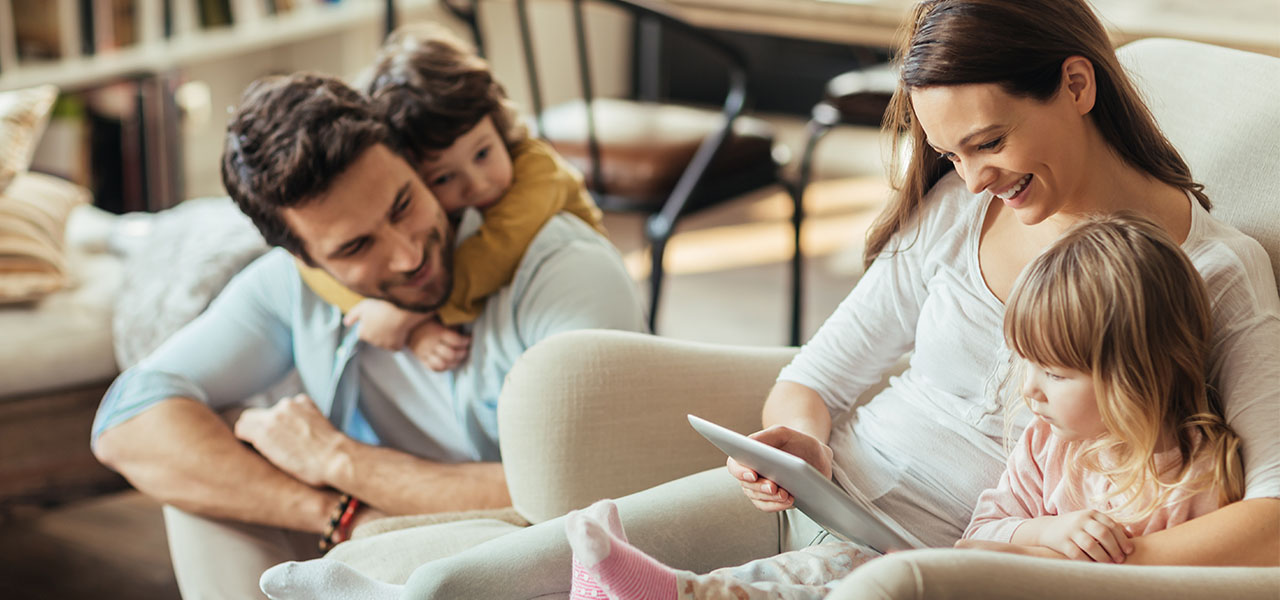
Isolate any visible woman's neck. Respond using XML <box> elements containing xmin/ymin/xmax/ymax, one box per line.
<box><xmin>1048</xmin><ymin>129</ymin><xmax>1192</xmax><ymax>242</ymax></box>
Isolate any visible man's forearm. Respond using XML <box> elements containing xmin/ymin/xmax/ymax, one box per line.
<box><xmin>93</xmin><ymin>397</ymin><xmax>337</xmax><ymax>533</ymax></box>
<box><xmin>1127</xmin><ymin>498</ymin><xmax>1280</xmax><ymax>566</ymax></box>
<box><xmin>324</xmin><ymin>437</ymin><xmax>510</xmax><ymax>515</ymax></box>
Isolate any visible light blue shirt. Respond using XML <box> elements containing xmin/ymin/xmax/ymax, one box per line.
<box><xmin>92</xmin><ymin>214</ymin><xmax>646</xmax><ymax>462</ymax></box>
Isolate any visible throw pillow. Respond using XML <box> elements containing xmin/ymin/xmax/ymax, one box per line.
<box><xmin>0</xmin><ymin>84</ymin><xmax>59</xmax><ymax>193</ymax></box>
<box><xmin>0</xmin><ymin>172</ymin><xmax>91</xmax><ymax>304</ymax></box>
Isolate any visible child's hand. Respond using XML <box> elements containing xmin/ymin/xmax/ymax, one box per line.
<box><xmin>344</xmin><ymin>299</ymin><xmax>432</xmax><ymax>351</ymax></box>
<box><xmin>1027</xmin><ymin>510</ymin><xmax>1134</xmax><ymax>563</ymax></box>
<box><xmin>407</xmin><ymin>319</ymin><xmax>471</xmax><ymax>371</ymax></box>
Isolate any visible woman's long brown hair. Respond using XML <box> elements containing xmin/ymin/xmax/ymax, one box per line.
<box><xmin>866</xmin><ymin>0</ymin><xmax>1210</xmax><ymax>268</ymax></box>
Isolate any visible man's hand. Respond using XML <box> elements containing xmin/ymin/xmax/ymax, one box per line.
<box><xmin>234</xmin><ymin>394</ymin><xmax>345</xmax><ymax>488</ymax></box>
<box><xmin>407</xmin><ymin>320</ymin><xmax>471</xmax><ymax>371</ymax></box>
<box><xmin>1014</xmin><ymin>510</ymin><xmax>1134</xmax><ymax>563</ymax></box>
<box><xmin>726</xmin><ymin>425</ymin><xmax>834</xmax><ymax>513</ymax></box>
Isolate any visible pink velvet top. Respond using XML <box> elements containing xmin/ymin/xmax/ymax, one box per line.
<box><xmin>964</xmin><ymin>419</ymin><xmax>1224</xmax><ymax>542</ymax></box>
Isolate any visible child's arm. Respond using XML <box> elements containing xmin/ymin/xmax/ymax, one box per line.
<box><xmin>405</xmin><ymin>319</ymin><xmax>471</xmax><ymax>372</ymax></box>
<box><xmin>961</xmin><ymin>422</ymin><xmax>1053</xmax><ymax>543</ymax></box>
<box><xmin>437</xmin><ymin>141</ymin><xmax>592</xmax><ymax>326</ymax></box>
<box><xmin>957</xmin><ymin>421</ymin><xmax>1133</xmax><ymax>563</ymax></box>
<box><xmin>345</xmin><ymin>299</ymin><xmax>432</xmax><ymax>351</ymax></box>
<box><xmin>1005</xmin><ymin>509</ymin><xmax>1133</xmax><ymax>563</ymax></box>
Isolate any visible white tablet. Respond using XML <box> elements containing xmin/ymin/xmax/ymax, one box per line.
<box><xmin>688</xmin><ymin>414</ymin><xmax>916</xmax><ymax>554</ymax></box>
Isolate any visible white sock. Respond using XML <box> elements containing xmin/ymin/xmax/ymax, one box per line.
<box><xmin>260</xmin><ymin>558</ymin><xmax>401</xmax><ymax>600</ymax></box>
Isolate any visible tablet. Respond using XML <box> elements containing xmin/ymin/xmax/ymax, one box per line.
<box><xmin>688</xmin><ymin>414</ymin><xmax>916</xmax><ymax>554</ymax></box>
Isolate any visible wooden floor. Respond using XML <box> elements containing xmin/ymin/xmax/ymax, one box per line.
<box><xmin>0</xmin><ymin>494</ymin><xmax>180</xmax><ymax>599</ymax></box>
<box><xmin>0</xmin><ymin>120</ymin><xmax>887</xmax><ymax>599</ymax></box>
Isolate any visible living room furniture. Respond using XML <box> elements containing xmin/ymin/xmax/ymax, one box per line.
<box><xmin>0</xmin><ymin>208</ymin><xmax>126</xmax><ymax>510</ymax></box>
<box><xmin>325</xmin><ymin>37</ymin><xmax>1280</xmax><ymax>597</ymax></box>
<box><xmin>440</xmin><ymin>0</ymin><xmax>791</xmax><ymax>337</ymax></box>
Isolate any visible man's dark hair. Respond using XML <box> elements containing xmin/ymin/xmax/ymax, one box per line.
<box><xmin>361</xmin><ymin>24</ymin><xmax>527</xmax><ymax>168</ymax></box>
<box><xmin>221</xmin><ymin>73</ymin><xmax>389</xmax><ymax>263</ymax></box>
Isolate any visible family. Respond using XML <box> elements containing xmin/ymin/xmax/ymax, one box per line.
<box><xmin>90</xmin><ymin>0</ymin><xmax>1279</xmax><ymax>598</ymax></box>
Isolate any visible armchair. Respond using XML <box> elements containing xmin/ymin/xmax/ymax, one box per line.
<box><xmin>327</xmin><ymin>38</ymin><xmax>1280</xmax><ymax>597</ymax></box>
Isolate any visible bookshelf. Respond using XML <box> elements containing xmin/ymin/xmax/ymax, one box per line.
<box><xmin>0</xmin><ymin>1</ymin><xmax>439</xmax><ymax>92</ymax></box>
<box><xmin>1</xmin><ymin>0</ymin><xmax>444</xmax><ymax>209</ymax></box>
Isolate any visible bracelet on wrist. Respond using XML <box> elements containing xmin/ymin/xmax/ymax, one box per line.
<box><xmin>319</xmin><ymin>493</ymin><xmax>361</xmax><ymax>551</ymax></box>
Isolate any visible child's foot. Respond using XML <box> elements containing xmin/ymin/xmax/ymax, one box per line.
<box><xmin>259</xmin><ymin>558</ymin><xmax>401</xmax><ymax>600</ymax></box>
<box><xmin>565</xmin><ymin>500</ymin><xmax>676</xmax><ymax>600</ymax></box>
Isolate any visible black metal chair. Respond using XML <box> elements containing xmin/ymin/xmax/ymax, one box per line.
<box><xmin>793</xmin><ymin>61</ymin><xmax>897</xmax><ymax>228</ymax></box>
<box><xmin>438</xmin><ymin>0</ymin><xmax>800</xmax><ymax>340</ymax></box>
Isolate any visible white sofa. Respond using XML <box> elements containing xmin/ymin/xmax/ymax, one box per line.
<box><xmin>328</xmin><ymin>38</ymin><xmax>1280</xmax><ymax>597</ymax></box>
<box><xmin>0</xmin><ymin>207</ymin><xmax>124</xmax><ymax>506</ymax></box>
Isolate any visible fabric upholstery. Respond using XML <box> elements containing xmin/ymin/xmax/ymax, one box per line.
<box><xmin>497</xmin><ymin>329</ymin><xmax>797</xmax><ymax>524</ymax></box>
<box><xmin>0</xmin><ymin>246</ymin><xmax>120</xmax><ymax>397</ymax></box>
<box><xmin>1119</xmin><ymin>38</ymin><xmax>1280</xmax><ymax>287</ymax></box>
<box><xmin>108</xmin><ymin>197</ymin><xmax>268</xmax><ymax>368</ymax></box>
<box><xmin>0</xmin><ymin>172</ymin><xmax>90</xmax><ymax>304</ymax></box>
<box><xmin>539</xmin><ymin>99</ymin><xmax>776</xmax><ymax>205</ymax></box>
<box><xmin>0</xmin><ymin>84</ymin><xmax>58</xmax><ymax>193</ymax></box>
<box><xmin>826</xmin><ymin>549</ymin><xmax>1280</xmax><ymax>600</ymax></box>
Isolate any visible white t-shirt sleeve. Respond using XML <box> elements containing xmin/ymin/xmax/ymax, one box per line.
<box><xmin>778</xmin><ymin>176</ymin><xmax>962</xmax><ymax>414</ymax></box>
<box><xmin>511</xmin><ymin>238</ymin><xmax>647</xmax><ymax>347</ymax></box>
<box><xmin>1194</xmin><ymin>235</ymin><xmax>1280</xmax><ymax>500</ymax></box>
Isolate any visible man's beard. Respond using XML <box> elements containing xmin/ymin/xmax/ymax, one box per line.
<box><xmin>381</xmin><ymin>228</ymin><xmax>454</xmax><ymax>313</ymax></box>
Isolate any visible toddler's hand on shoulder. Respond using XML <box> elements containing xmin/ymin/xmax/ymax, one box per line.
<box><xmin>345</xmin><ymin>299</ymin><xmax>431</xmax><ymax>351</ymax></box>
<box><xmin>408</xmin><ymin>320</ymin><xmax>472</xmax><ymax>371</ymax></box>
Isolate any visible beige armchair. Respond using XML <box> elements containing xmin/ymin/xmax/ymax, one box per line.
<box><xmin>330</xmin><ymin>38</ymin><xmax>1280</xmax><ymax>598</ymax></box>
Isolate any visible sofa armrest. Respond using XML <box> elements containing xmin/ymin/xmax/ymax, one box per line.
<box><xmin>828</xmin><ymin>548</ymin><xmax>1280</xmax><ymax>600</ymax></box>
<box><xmin>497</xmin><ymin>330</ymin><xmax>797</xmax><ymax>523</ymax></box>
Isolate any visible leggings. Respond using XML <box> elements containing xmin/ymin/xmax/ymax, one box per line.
<box><xmin>400</xmin><ymin>468</ymin><xmax>822</xmax><ymax>599</ymax></box>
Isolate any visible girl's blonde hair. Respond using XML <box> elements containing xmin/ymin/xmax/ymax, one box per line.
<box><xmin>868</xmin><ymin>0</ymin><xmax>1209</xmax><ymax>268</ymax></box>
<box><xmin>1003</xmin><ymin>213</ymin><xmax>1243</xmax><ymax>523</ymax></box>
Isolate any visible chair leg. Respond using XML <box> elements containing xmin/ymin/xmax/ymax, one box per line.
<box><xmin>647</xmin><ymin>234</ymin><xmax>668</xmax><ymax>334</ymax></box>
<box><xmin>790</xmin><ymin>112</ymin><xmax>837</xmax><ymax>346</ymax></box>
<box><xmin>789</xmin><ymin>181</ymin><xmax>804</xmax><ymax>347</ymax></box>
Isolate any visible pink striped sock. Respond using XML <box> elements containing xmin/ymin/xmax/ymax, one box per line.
<box><xmin>570</xmin><ymin>557</ymin><xmax>610</xmax><ymax>600</ymax></box>
<box><xmin>566</xmin><ymin>500</ymin><xmax>676</xmax><ymax>600</ymax></box>
<box><xmin>568</xmin><ymin>500</ymin><xmax>629</xmax><ymax>600</ymax></box>
<box><xmin>579</xmin><ymin>526</ymin><xmax>676</xmax><ymax>600</ymax></box>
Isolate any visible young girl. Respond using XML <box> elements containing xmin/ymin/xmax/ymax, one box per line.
<box><xmin>297</xmin><ymin>24</ymin><xmax>607</xmax><ymax>370</ymax></box>
<box><xmin>564</xmin><ymin>213</ymin><xmax>1243</xmax><ymax>599</ymax></box>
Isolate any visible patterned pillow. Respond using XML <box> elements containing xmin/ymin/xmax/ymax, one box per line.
<box><xmin>0</xmin><ymin>84</ymin><xmax>59</xmax><ymax>193</ymax></box>
<box><xmin>0</xmin><ymin>172</ymin><xmax>90</xmax><ymax>304</ymax></box>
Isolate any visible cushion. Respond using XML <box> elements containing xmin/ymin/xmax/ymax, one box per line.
<box><xmin>0</xmin><ymin>243</ymin><xmax>121</xmax><ymax>397</ymax></box>
<box><xmin>537</xmin><ymin>99</ymin><xmax>776</xmax><ymax>206</ymax></box>
<box><xmin>0</xmin><ymin>172</ymin><xmax>91</xmax><ymax>304</ymax></box>
<box><xmin>1118</xmin><ymin>39</ymin><xmax>1280</xmax><ymax>288</ymax></box>
<box><xmin>110</xmin><ymin>197</ymin><xmax>268</xmax><ymax>368</ymax></box>
<box><xmin>0</xmin><ymin>84</ymin><xmax>58</xmax><ymax>193</ymax></box>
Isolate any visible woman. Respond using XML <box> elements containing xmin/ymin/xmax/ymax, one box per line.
<box><xmin>262</xmin><ymin>1</ymin><xmax>1279</xmax><ymax>597</ymax></box>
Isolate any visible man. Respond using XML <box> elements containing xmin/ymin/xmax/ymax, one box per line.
<box><xmin>90</xmin><ymin>73</ymin><xmax>645</xmax><ymax>598</ymax></box>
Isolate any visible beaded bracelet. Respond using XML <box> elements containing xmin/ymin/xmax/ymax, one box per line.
<box><xmin>319</xmin><ymin>493</ymin><xmax>361</xmax><ymax>551</ymax></box>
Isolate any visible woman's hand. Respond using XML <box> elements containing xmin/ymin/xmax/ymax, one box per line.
<box><xmin>726</xmin><ymin>425</ymin><xmax>834</xmax><ymax>512</ymax></box>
